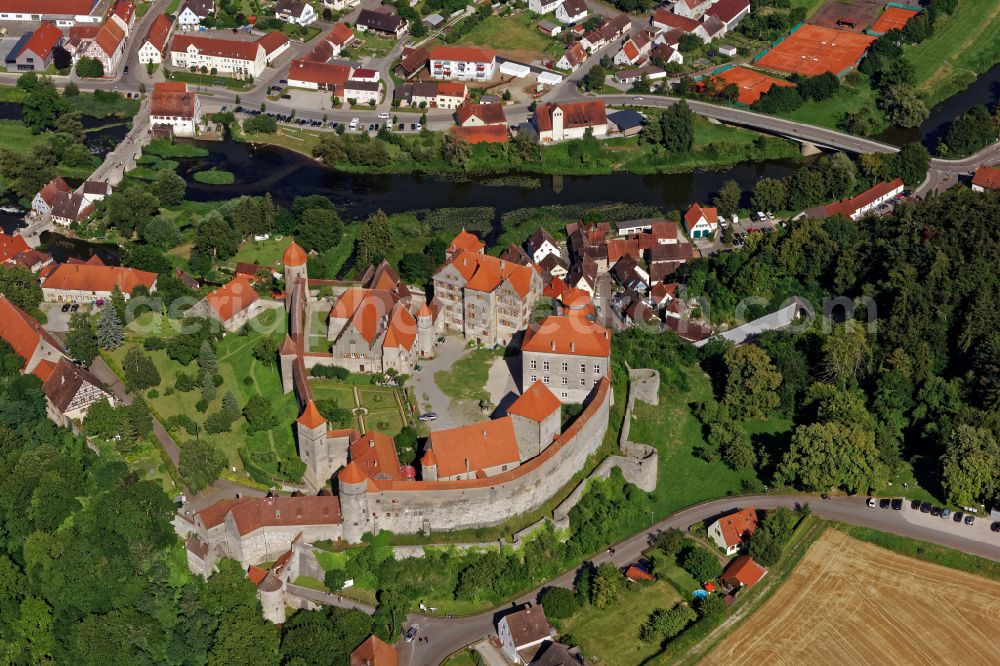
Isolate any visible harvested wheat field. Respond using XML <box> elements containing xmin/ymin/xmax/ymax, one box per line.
<box><xmin>704</xmin><ymin>530</ymin><xmax>1000</xmax><ymax>666</ymax></box>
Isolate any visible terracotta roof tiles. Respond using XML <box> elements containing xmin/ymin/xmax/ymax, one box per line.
<box><xmin>507</xmin><ymin>381</ymin><xmax>561</xmax><ymax>423</ymax></box>
<box><xmin>428</xmin><ymin>417</ymin><xmax>521</xmax><ymax>478</ymax></box>
<box><xmin>43</xmin><ymin>263</ymin><xmax>157</xmax><ymax>295</ymax></box>
<box><xmin>522</xmin><ymin>315</ymin><xmax>610</xmax><ymax>357</ymax></box>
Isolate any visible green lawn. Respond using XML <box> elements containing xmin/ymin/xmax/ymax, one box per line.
<box><xmin>434</xmin><ymin>347</ymin><xmax>497</xmax><ymax>403</ymax></box>
<box><xmin>456</xmin><ymin>14</ymin><xmax>554</xmax><ymax>61</ymax></box>
<box><xmin>224</xmin><ymin>236</ymin><xmax>293</xmax><ymax>273</ymax></box>
<box><xmin>650</xmin><ymin>549</ymin><xmax>702</xmax><ymax>597</ymax></box>
<box><xmin>146</xmin><ymin>138</ymin><xmax>209</xmax><ymax>158</ymax></box>
<box><xmin>165</xmin><ymin>0</ymin><xmax>180</xmax><ymax>13</ymax></box>
<box><xmin>0</xmin><ymin>120</ymin><xmax>100</xmax><ymax>193</ymax></box>
<box><xmin>340</xmin><ymin>30</ymin><xmax>395</xmax><ymax>59</ymax></box>
<box><xmin>442</xmin><ymin>650</ymin><xmax>479</xmax><ymax>666</ymax></box>
<box><xmin>192</xmin><ymin>168</ymin><xmax>235</xmax><ymax>184</ymax></box>
<box><xmin>170</xmin><ymin>71</ymin><xmax>251</xmax><ymax>91</ymax></box>
<box><xmin>309</xmin><ymin>380</ymin><xmax>357</xmax><ymax>407</ymax></box>
<box><xmin>560</xmin><ymin>580</ymin><xmax>681</xmax><ymax>666</ymax></box>
<box><xmin>105</xmin><ymin>308</ymin><xmax>302</xmax><ymax>484</ymax></box>
<box><xmin>774</xmin><ymin>73</ymin><xmax>883</xmax><ymax>132</ymax></box>
<box><xmin>307</xmin><ymin>310</ymin><xmax>328</xmax><ymax>353</ymax></box>
<box><xmin>908</xmin><ymin>0</ymin><xmax>1000</xmax><ymax>107</ymax></box>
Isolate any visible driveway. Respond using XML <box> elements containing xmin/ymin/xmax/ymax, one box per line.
<box><xmin>41</xmin><ymin>302</ymin><xmax>77</xmax><ymax>334</ymax></box>
<box><xmin>407</xmin><ymin>335</ymin><xmax>480</xmax><ymax>432</ymax></box>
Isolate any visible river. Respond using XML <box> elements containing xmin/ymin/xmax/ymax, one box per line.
<box><xmin>174</xmin><ymin>136</ymin><xmax>803</xmax><ymax>221</ymax></box>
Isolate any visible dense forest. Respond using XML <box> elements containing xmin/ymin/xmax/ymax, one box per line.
<box><xmin>680</xmin><ymin>186</ymin><xmax>1000</xmax><ymax>508</ymax></box>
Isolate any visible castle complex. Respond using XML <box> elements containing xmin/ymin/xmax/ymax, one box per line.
<box><xmin>177</xmin><ymin>234</ymin><xmax>660</xmax><ymax>623</ymax></box>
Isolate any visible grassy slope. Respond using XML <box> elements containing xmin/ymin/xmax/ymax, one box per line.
<box><xmin>560</xmin><ymin>580</ymin><xmax>682</xmax><ymax>666</ymax></box>
<box><xmin>456</xmin><ymin>14</ymin><xmax>554</xmax><ymax>61</ymax></box>
<box><xmin>908</xmin><ymin>0</ymin><xmax>1000</xmax><ymax>107</ymax></box>
<box><xmin>433</xmin><ymin>347</ymin><xmax>497</xmax><ymax>403</ymax></box>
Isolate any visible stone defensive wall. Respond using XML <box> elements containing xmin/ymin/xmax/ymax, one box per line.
<box><xmin>352</xmin><ymin>377</ymin><xmax>613</xmax><ymax>536</ymax></box>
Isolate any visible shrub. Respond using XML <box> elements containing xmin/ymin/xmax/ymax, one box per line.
<box><xmin>143</xmin><ymin>336</ymin><xmax>165</xmax><ymax>350</ymax></box>
<box><xmin>243</xmin><ymin>376</ymin><xmax>254</xmax><ymax>386</ymax></box>
<box><xmin>204</xmin><ymin>411</ymin><xmax>233</xmax><ymax>434</ymax></box>
<box><xmin>539</xmin><ymin>587</ymin><xmax>578</xmax><ymax>619</ymax></box>
<box><xmin>680</xmin><ymin>545</ymin><xmax>723</xmax><ymax>582</ymax></box>
<box><xmin>175</xmin><ymin>372</ymin><xmax>196</xmax><ymax>392</ymax></box>
<box><xmin>311</xmin><ymin>365</ymin><xmax>350</xmax><ymax>380</ymax></box>
<box><xmin>195</xmin><ymin>398</ymin><xmax>209</xmax><ymax>413</ymax></box>
<box><xmin>147</xmin><ymin>389</ymin><xmax>159</xmax><ymax>399</ymax></box>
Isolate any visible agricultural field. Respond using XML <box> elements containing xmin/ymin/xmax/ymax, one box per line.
<box><xmin>704</xmin><ymin>530</ymin><xmax>1000</xmax><ymax>665</ymax></box>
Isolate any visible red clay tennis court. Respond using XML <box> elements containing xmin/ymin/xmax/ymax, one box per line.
<box><xmin>870</xmin><ymin>7</ymin><xmax>920</xmax><ymax>33</ymax></box>
<box><xmin>755</xmin><ymin>24</ymin><xmax>875</xmax><ymax>77</ymax></box>
<box><xmin>711</xmin><ymin>66</ymin><xmax>795</xmax><ymax>105</ymax></box>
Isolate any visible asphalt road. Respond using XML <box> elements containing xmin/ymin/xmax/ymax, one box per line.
<box><xmin>287</xmin><ymin>494</ymin><xmax>999</xmax><ymax>666</ymax></box>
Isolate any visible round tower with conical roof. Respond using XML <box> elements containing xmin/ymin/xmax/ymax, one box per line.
<box><xmin>339</xmin><ymin>462</ymin><xmax>372</xmax><ymax>543</ymax></box>
<box><xmin>416</xmin><ymin>302</ymin><xmax>434</xmax><ymax>358</ymax></box>
<box><xmin>420</xmin><ymin>449</ymin><xmax>438</xmax><ymax>481</ymax></box>
<box><xmin>282</xmin><ymin>241</ymin><xmax>308</xmax><ymax>312</ymax></box>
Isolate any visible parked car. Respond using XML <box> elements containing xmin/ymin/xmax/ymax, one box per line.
<box><xmin>377</xmin><ymin>111</ymin><xmax>390</xmax><ymax>120</ymax></box>
<box><xmin>867</xmin><ymin>497</ymin><xmax>877</xmax><ymax>508</ymax></box>
<box><xmin>919</xmin><ymin>502</ymin><xmax>931</xmax><ymax>513</ymax></box>
<box><xmin>930</xmin><ymin>506</ymin><xmax>941</xmax><ymax>517</ymax></box>
<box><xmin>417</xmin><ymin>412</ymin><xmax>437</xmax><ymax>422</ymax></box>
<box><xmin>349</xmin><ymin>118</ymin><xmax>359</xmax><ymax>130</ymax></box>
<box><xmin>879</xmin><ymin>498</ymin><xmax>891</xmax><ymax>509</ymax></box>
<box><xmin>890</xmin><ymin>498</ymin><xmax>903</xmax><ymax>510</ymax></box>
<box><xmin>941</xmin><ymin>508</ymin><xmax>951</xmax><ymax>519</ymax></box>
<box><xmin>964</xmin><ymin>514</ymin><xmax>975</xmax><ymax>525</ymax></box>
<box><xmin>404</xmin><ymin>625</ymin><xmax>419</xmax><ymax>643</ymax></box>
<box><xmin>410</xmin><ymin>123</ymin><xmax>418</xmax><ymax>131</ymax></box>
<box><xmin>632</xmin><ymin>96</ymin><xmax>644</xmax><ymax>101</ymax></box>
<box><xmin>991</xmin><ymin>521</ymin><xmax>1000</xmax><ymax>532</ymax></box>
<box><xmin>70</xmin><ymin>304</ymin><xmax>80</xmax><ymax>312</ymax></box>
<box><xmin>911</xmin><ymin>499</ymin><xmax>922</xmax><ymax>510</ymax></box>
<box><xmin>61</xmin><ymin>303</ymin><xmax>71</xmax><ymax>312</ymax></box>
<box><xmin>398</xmin><ymin>123</ymin><xmax>405</xmax><ymax>131</ymax></box>
<box><xmin>953</xmin><ymin>511</ymin><xmax>964</xmax><ymax>523</ymax></box>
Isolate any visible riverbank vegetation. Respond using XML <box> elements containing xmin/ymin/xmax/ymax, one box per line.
<box><xmin>192</xmin><ymin>167</ymin><xmax>235</xmax><ymax>185</ymax></box>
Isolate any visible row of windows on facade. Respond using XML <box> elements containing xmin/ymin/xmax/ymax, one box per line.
<box><xmin>530</xmin><ymin>359</ymin><xmax>602</xmax><ymax>374</ymax></box>
<box><xmin>530</xmin><ymin>375</ymin><xmax>599</xmax><ymax>387</ymax></box>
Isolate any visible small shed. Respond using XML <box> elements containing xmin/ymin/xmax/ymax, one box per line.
<box><xmin>536</xmin><ymin>71</ymin><xmax>563</xmax><ymax>86</ymax></box>
<box><xmin>424</xmin><ymin>13</ymin><xmax>445</xmax><ymax>28</ymax></box>
<box><xmin>538</xmin><ymin>19</ymin><xmax>561</xmax><ymax>37</ymax></box>
<box><xmin>718</xmin><ymin>44</ymin><xmax>737</xmax><ymax>57</ymax></box>
<box><xmin>720</xmin><ymin>556</ymin><xmax>767</xmax><ymax>590</ymax></box>
<box><xmin>608</xmin><ymin>109</ymin><xmax>646</xmax><ymax>136</ymax></box>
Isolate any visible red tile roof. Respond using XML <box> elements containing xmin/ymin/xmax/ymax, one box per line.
<box><xmin>436</xmin><ymin>81</ymin><xmax>467</xmax><ymax>98</ymax></box>
<box><xmin>283</xmin><ymin>241</ymin><xmax>307</xmax><ymax>267</ymax></box>
<box><xmin>69</xmin><ymin>24</ymin><xmax>101</xmax><ymax>40</ymax></box>
<box><xmin>543</xmin><ymin>276</ymin><xmax>568</xmax><ymax>299</ymax></box>
<box><xmin>652</xmin><ymin>9</ymin><xmax>702</xmax><ymax>32</ymax></box>
<box><xmin>0</xmin><ymin>295</ymin><xmax>63</xmax><ymax>366</ymax></box>
<box><xmin>198</xmin><ymin>495</ymin><xmax>343</xmax><ymax>535</ymax></box>
<box><xmin>428</xmin><ymin>417</ymin><xmax>521</xmax><ymax>478</ymax></box>
<box><xmin>507</xmin><ymin>380</ymin><xmax>561</xmax><ymax>423</ymax></box>
<box><xmin>351</xmin><ymin>635</ymin><xmax>399</xmax><ymax>666</ymax></box>
<box><xmin>626</xmin><ymin>565</ymin><xmax>655</xmax><ymax>582</ymax></box>
<box><xmin>328</xmin><ymin>21</ymin><xmax>354</xmax><ymax>46</ymax></box>
<box><xmin>382</xmin><ymin>302</ymin><xmax>416</xmax><ymax>349</ymax></box>
<box><xmin>349</xmin><ymin>290</ymin><xmax>398</xmax><ymax>345</ymax></box>
<box><xmin>707</xmin><ymin>0</ymin><xmax>749</xmax><ymax>23</ymax></box>
<box><xmin>450</xmin><ymin>125</ymin><xmax>509</xmax><ymax>144</ymax></box>
<box><xmin>534</xmin><ymin>100</ymin><xmax>607</xmax><ymax>132</ymax></box>
<box><xmin>95</xmin><ymin>18</ymin><xmax>126</xmax><ymax>58</ymax></box>
<box><xmin>446</xmin><ymin>250</ymin><xmax>536</xmax><ymax>298</ymax></box>
<box><xmin>37</xmin><ymin>177</ymin><xmax>72</xmax><ymax>207</ymax></box>
<box><xmin>171</xmin><ymin>33</ymin><xmax>262</xmax><ymax>61</ymax></box>
<box><xmin>0</xmin><ymin>232</ymin><xmax>29</xmax><ymax>263</ymax></box>
<box><xmin>972</xmin><ymin>165</ymin><xmax>1000</xmax><ymax>190</ymax></box>
<box><xmin>287</xmin><ymin>58</ymin><xmax>351</xmax><ymax>85</ymax></box>
<box><xmin>824</xmin><ymin>178</ymin><xmax>904</xmax><ymax>217</ymax></box>
<box><xmin>429</xmin><ymin>45</ymin><xmax>496</xmax><ymax>64</ymax></box>
<box><xmin>298</xmin><ymin>399</ymin><xmax>326</xmax><ymax>429</ymax></box>
<box><xmin>0</xmin><ymin>0</ymin><xmax>95</xmax><ymax>13</ymax></box>
<box><xmin>349</xmin><ymin>431</ymin><xmax>403</xmax><ymax>481</ymax></box>
<box><xmin>204</xmin><ymin>275</ymin><xmax>258</xmax><ymax>323</ymax></box>
<box><xmin>715</xmin><ymin>508</ymin><xmax>758</xmax><ymax>548</ymax></box>
<box><xmin>722</xmin><ymin>555</ymin><xmax>767</xmax><ymax>588</ymax></box>
<box><xmin>257</xmin><ymin>30</ymin><xmax>289</xmax><ymax>56</ymax></box>
<box><xmin>455</xmin><ymin>101</ymin><xmax>506</xmax><ymax>126</ymax></box>
<box><xmin>561</xmin><ymin>41</ymin><xmax>587</xmax><ymax>68</ymax></box>
<box><xmin>247</xmin><ymin>565</ymin><xmax>268</xmax><ymax>585</ymax></box>
<box><xmin>143</xmin><ymin>13</ymin><xmax>172</xmax><ymax>54</ymax></box>
<box><xmin>522</xmin><ymin>315</ymin><xmax>611</xmax><ymax>357</ymax></box>
<box><xmin>151</xmin><ymin>81</ymin><xmax>198</xmax><ymax>118</ymax></box>
<box><xmin>447</xmin><ymin>229</ymin><xmax>484</xmax><ymax>254</ymax></box>
<box><xmin>21</xmin><ymin>22</ymin><xmax>63</xmax><ymax>59</ymax></box>
<box><xmin>111</xmin><ymin>0</ymin><xmax>135</xmax><ymax>24</ymax></box>
<box><xmin>43</xmin><ymin>263</ymin><xmax>157</xmax><ymax>295</ymax></box>
<box><xmin>685</xmin><ymin>203</ymin><xmax>718</xmax><ymax>227</ymax></box>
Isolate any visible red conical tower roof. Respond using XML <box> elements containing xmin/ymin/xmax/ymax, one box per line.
<box><xmin>283</xmin><ymin>241</ymin><xmax>307</xmax><ymax>267</ymax></box>
<box><xmin>297</xmin><ymin>400</ymin><xmax>326</xmax><ymax>429</ymax></box>
<box><xmin>417</xmin><ymin>302</ymin><xmax>432</xmax><ymax>318</ymax></box>
<box><xmin>420</xmin><ymin>449</ymin><xmax>437</xmax><ymax>467</ymax></box>
<box><xmin>339</xmin><ymin>461</ymin><xmax>367</xmax><ymax>484</ymax></box>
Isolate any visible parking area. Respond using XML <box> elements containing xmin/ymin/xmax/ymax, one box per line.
<box><xmin>231</xmin><ymin>103</ymin><xmax>422</xmax><ymax>135</ymax></box>
<box><xmin>41</xmin><ymin>301</ymin><xmax>86</xmax><ymax>334</ymax></box>
<box><xmin>868</xmin><ymin>496</ymin><xmax>1000</xmax><ymax>545</ymax></box>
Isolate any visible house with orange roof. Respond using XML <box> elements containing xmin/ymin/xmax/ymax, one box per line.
<box><xmin>151</xmin><ymin>81</ymin><xmax>201</xmax><ymax>136</ymax></box>
<box><xmin>506</xmin><ymin>380</ymin><xmax>562</xmax><ymax>459</ymax></box>
<box><xmin>40</xmin><ymin>357</ymin><xmax>115</xmax><ymax>428</ymax></box>
<box><xmin>971</xmin><ymin>165</ymin><xmax>1000</xmax><ymax>192</ymax></box>
<box><xmin>325</xmin><ymin>262</ymin><xmax>440</xmax><ymax>374</ymax></box>
<box><xmin>432</xmin><ymin>248</ymin><xmax>542</xmax><ymax>346</ymax></box>
<box><xmin>0</xmin><ymin>294</ymin><xmax>67</xmax><ymax>376</ymax></box>
<box><xmin>12</xmin><ymin>22</ymin><xmax>64</xmax><ymax>72</ymax></box>
<box><xmin>720</xmin><ymin>554</ymin><xmax>767</xmax><ymax>590</ymax></box>
<box><xmin>428</xmin><ymin>45</ymin><xmax>497</xmax><ymax>82</ymax></box>
<box><xmin>424</xmin><ymin>416</ymin><xmax>522</xmax><ymax>481</ymax></box>
<box><xmin>75</xmin><ymin>16</ymin><xmax>126</xmax><ymax>73</ymax></box>
<box><xmin>683</xmin><ymin>203</ymin><xmax>719</xmax><ymax>239</ymax></box>
<box><xmin>32</xmin><ymin>177</ymin><xmax>72</xmax><ymax>216</ymax></box>
<box><xmin>42</xmin><ymin>262</ymin><xmax>157</xmax><ymax>303</ymax></box>
<box><xmin>446</xmin><ymin>228</ymin><xmax>485</xmax><ymax>258</ymax></box>
<box><xmin>169</xmin><ymin>32</ymin><xmax>268</xmax><ymax>78</ymax></box>
<box><xmin>0</xmin><ymin>232</ymin><xmax>30</xmax><ymax>265</ymax></box>
<box><xmin>708</xmin><ymin>507</ymin><xmax>759</xmax><ymax>555</ymax></box>
<box><xmin>521</xmin><ymin>310</ymin><xmax>610</xmax><ymax>403</ymax></box>
<box><xmin>190</xmin><ymin>275</ymin><xmax>274</xmax><ymax>332</ymax></box>
<box><xmin>138</xmin><ymin>13</ymin><xmax>172</xmax><ymax>63</ymax></box>
<box><xmin>533</xmin><ymin>100</ymin><xmax>608</xmax><ymax>143</ymax></box>
<box><xmin>351</xmin><ymin>635</ymin><xmax>399</xmax><ymax>666</ymax></box>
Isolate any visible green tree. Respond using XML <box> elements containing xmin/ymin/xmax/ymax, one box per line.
<box><xmin>75</xmin><ymin>57</ymin><xmax>104</xmax><ymax>78</ymax></box>
<box><xmin>660</xmin><ymin>100</ymin><xmax>694</xmax><ymax>153</ymax></box>
<box><xmin>109</xmin><ymin>285</ymin><xmax>127</xmax><ymax>324</ymax></box>
<box><xmin>441</xmin><ymin>132</ymin><xmax>471</xmax><ymax>167</ymax></box>
<box><xmin>296</xmin><ymin>207</ymin><xmax>344</xmax><ymax>252</ymax></box>
<box><xmin>941</xmin><ymin>425</ymin><xmax>1000</xmax><ymax>507</ymax></box>
<box><xmin>680</xmin><ymin>546</ymin><xmax>722</xmax><ymax>581</ymax></box>
<box><xmin>179</xmin><ymin>439</ymin><xmax>227</xmax><ymax>493</ymax></box>
<box><xmin>244</xmin><ymin>395</ymin><xmax>277</xmax><ymax>432</ymax></box>
<box><xmin>539</xmin><ymin>586</ymin><xmax>578</xmax><ymax>619</ymax></box>
<box><xmin>122</xmin><ymin>346</ymin><xmax>161</xmax><ymax>390</ymax></box>
<box><xmin>194</xmin><ymin>211</ymin><xmax>241</xmax><ymax>259</ymax></box>
<box><xmin>141</xmin><ymin>215</ymin><xmax>182</xmax><ymax>250</ymax></box>
<box><xmin>101</xmin><ymin>186</ymin><xmax>160</xmax><ymax>237</ymax></box>
<box><xmin>639</xmin><ymin>603</ymin><xmax>697</xmax><ymax>643</ymax></box>
<box><xmin>713</xmin><ymin>180</ymin><xmax>741</xmax><ymax>219</ymax></box>
<box><xmin>209</xmin><ymin>604</ymin><xmax>280</xmax><ymax>666</ymax></box>
<box><xmin>0</xmin><ymin>265</ymin><xmax>43</xmax><ymax>313</ymax></box>
<box><xmin>896</xmin><ymin>142</ymin><xmax>930</xmax><ymax>186</ymax></box>
<box><xmin>0</xmin><ymin>143</ymin><xmax>57</xmax><ymax>199</ymax></box>
<box><xmin>879</xmin><ymin>84</ymin><xmax>928</xmax><ymax>128</ymax></box>
<box><xmin>584</xmin><ymin>64</ymin><xmax>607</xmax><ymax>92</ymax></box>
<box><xmin>723</xmin><ymin>345</ymin><xmax>781</xmax><ymax>419</ymax></box>
<box><xmin>654</xmin><ymin>528</ymin><xmax>688</xmax><ymax>556</ymax></box>
<box><xmin>222</xmin><ymin>391</ymin><xmax>241</xmax><ymax>422</ymax></box>
<box><xmin>778</xmin><ymin>421</ymin><xmax>888</xmax><ymax>493</ymax></box>
<box><xmin>21</xmin><ymin>77</ymin><xmax>67</xmax><ymax>133</ymax></box>
<box><xmin>97</xmin><ymin>306</ymin><xmax>125</xmax><ymax>350</ymax></box>
<box><xmin>152</xmin><ymin>170</ymin><xmax>187</xmax><ymax>207</ymax></box>
<box><xmin>371</xmin><ymin>589</ymin><xmax>408</xmax><ymax>642</ymax></box>
<box><xmin>822</xmin><ymin>322</ymin><xmax>871</xmax><ymax>387</ymax></box>
<box><xmin>324</xmin><ymin>568</ymin><xmax>347</xmax><ymax>592</ymax></box>
<box><xmin>127</xmin><ymin>396</ymin><xmax>154</xmax><ymax>438</ymax></box>
<box><xmin>66</xmin><ymin>311</ymin><xmax>98</xmax><ymax>365</ymax></box>
<box><xmin>356</xmin><ymin>209</ymin><xmax>393</xmax><ymax>267</ymax></box>
<box><xmin>590</xmin><ymin>562</ymin><xmax>623</xmax><ymax>609</ymax></box>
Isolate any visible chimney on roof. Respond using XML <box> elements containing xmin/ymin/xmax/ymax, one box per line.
<box><xmin>276</xmin><ymin>509</ymin><xmax>281</xmax><ymax>519</ymax></box>
<box><xmin>570</xmin><ymin>341</ymin><xmax>575</xmax><ymax>352</ymax></box>
<box><xmin>465</xmin><ymin>458</ymin><xmax>470</xmax><ymax>472</ymax></box>
<box><xmin>369</xmin><ymin>438</ymin><xmax>374</xmax><ymax>447</ymax></box>
<box><xmin>550</xmin><ymin>340</ymin><xmax>555</xmax><ymax>351</ymax></box>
